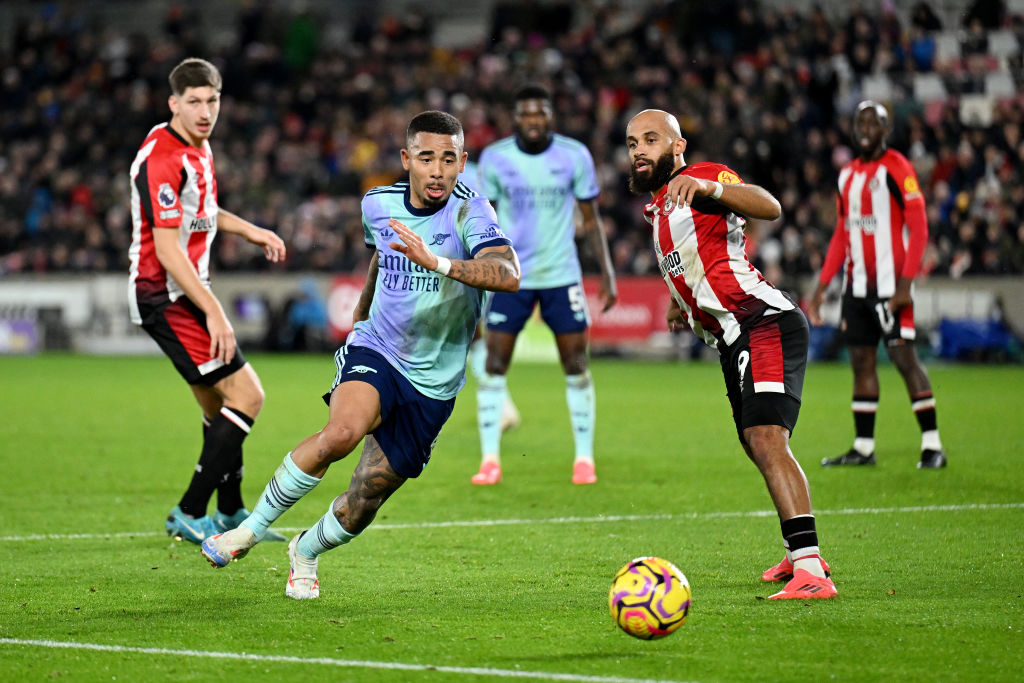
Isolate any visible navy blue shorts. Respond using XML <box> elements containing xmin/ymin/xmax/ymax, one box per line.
<box><xmin>322</xmin><ymin>345</ymin><xmax>455</xmax><ymax>479</ymax></box>
<box><xmin>484</xmin><ymin>283</ymin><xmax>589</xmax><ymax>335</ymax></box>
<box><xmin>718</xmin><ymin>309</ymin><xmax>808</xmax><ymax>445</ymax></box>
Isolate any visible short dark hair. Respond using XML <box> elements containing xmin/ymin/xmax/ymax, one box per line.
<box><xmin>169</xmin><ymin>58</ymin><xmax>222</xmax><ymax>96</ymax></box>
<box><xmin>406</xmin><ymin>110</ymin><xmax>464</xmax><ymax>148</ymax></box>
<box><xmin>514</xmin><ymin>84</ymin><xmax>551</xmax><ymax>104</ymax></box>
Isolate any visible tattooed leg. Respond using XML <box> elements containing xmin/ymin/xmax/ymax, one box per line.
<box><xmin>332</xmin><ymin>435</ymin><xmax>406</xmax><ymax>534</ymax></box>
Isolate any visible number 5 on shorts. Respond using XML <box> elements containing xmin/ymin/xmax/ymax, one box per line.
<box><xmin>568</xmin><ymin>284</ymin><xmax>585</xmax><ymax>313</ymax></box>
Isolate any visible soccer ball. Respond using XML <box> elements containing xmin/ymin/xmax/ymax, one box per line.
<box><xmin>609</xmin><ymin>556</ymin><xmax>691</xmax><ymax>639</ymax></box>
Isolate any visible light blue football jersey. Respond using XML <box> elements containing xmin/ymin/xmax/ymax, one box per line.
<box><xmin>477</xmin><ymin>134</ymin><xmax>599</xmax><ymax>289</ymax></box>
<box><xmin>351</xmin><ymin>180</ymin><xmax>511</xmax><ymax>400</ymax></box>
<box><xmin>458</xmin><ymin>160</ymin><xmax>481</xmax><ymax>195</ymax></box>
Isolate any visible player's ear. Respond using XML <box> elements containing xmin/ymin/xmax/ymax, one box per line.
<box><xmin>168</xmin><ymin>95</ymin><xmax>179</xmax><ymax>116</ymax></box>
<box><xmin>675</xmin><ymin>137</ymin><xmax>687</xmax><ymax>155</ymax></box>
<box><xmin>400</xmin><ymin>148</ymin><xmax>411</xmax><ymax>171</ymax></box>
<box><xmin>459</xmin><ymin>151</ymin><xmax>468</xmax><ymax>173</ymax></box>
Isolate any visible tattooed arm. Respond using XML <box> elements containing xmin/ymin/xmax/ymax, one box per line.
<box><xmin>388</xmin><ymin>218</ymin><xmax>521</xmax><ymax>292</ymax></box>
<box><xmin>352</xmin><ymin>253</ymin><xmax>378</xmax><ymax>325</ymax></box>
<box><xmin>449</xmin><ymin>244</ymin><xmax>521</xmax><ymax>292</ymax></box>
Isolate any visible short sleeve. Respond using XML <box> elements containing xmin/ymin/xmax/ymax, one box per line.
<box><xmin>360</xmin><ymin>194</ymin><xmax>379</xmax><ymax>248</ymax></box>
<box><xmin>572</xmin><ymin>144</ymin><xmax>600</xmax><ymax>201</ymax></box>
<box><xmin>458</xmin><ymin>196</ymin><xmax>511</xmax><ymax>256</ymax></box>
<box><xmin>477</xmin><ymin>147</ymin><xmax>502</xmax><ymax>202</ymax></box>
<box><xmin>688</xmin><ymin>162</ymin><xmax>744</xmax><ymax>186</ymax></box>
<box><xmin>139</xmin><ymin>150</ymin><xmax>185</xmax><ymax>228</ymax></box>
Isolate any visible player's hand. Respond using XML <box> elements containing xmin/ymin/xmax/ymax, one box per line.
<box><xmin>888</xmin><ymin>278</ymin><xmax>913</xmax><ymax>313</ymax></box>
<box><xmin>249</xmin><ymin>227</ymin><xmax>286</xmax><ymax>263</ymax></box>
<box><xmin>206</xmin><ymin>309</ymin><xmax>236</xmax><ymax>364</ymax></box>
<box><xmin>807</xmin><ymin>290</ymin><xmax>825</xmax><ymax>327</ymax></box>
<box><xmin>666</xmin><ymin>298</ymin><xmax>685</xmax><ymax>332</ymax></box>
<box><xmin>388</xmin><ymin>218</ymin><xmax>440</xmax><ymax>271</ymax></box>
<box><xmin>599</xmin><ymin>276</ymin><xmax>617</xmax><ymax>312</ymax></box>
<box><xmin>664</xmin><ymin>175</ymin><xmax>716</xmax><ymax>211</ymax></box>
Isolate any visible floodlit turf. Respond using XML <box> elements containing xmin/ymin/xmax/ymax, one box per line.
<box><xmin>1</xmin><ymin>353</ymin><xmax>1022</xmax><ymax>682</ymax></box>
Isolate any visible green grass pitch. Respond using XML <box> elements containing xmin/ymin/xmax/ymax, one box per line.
<box><xmin>1</xmin><ymin>353</ymin><xmax>1022</xmax><ymax>682</ymax></box>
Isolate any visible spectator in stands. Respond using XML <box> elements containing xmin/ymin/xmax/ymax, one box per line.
<box><xmin>0</xmin><ymin>0</ymin><xmax>1022</xmax><ymax>298</ymax></box>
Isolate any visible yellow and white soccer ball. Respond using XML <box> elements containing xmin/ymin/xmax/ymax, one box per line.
<box><xmin>608</xmin><ymin>556</ymin><xmax>691</xmax><ymax>639</ymax></box>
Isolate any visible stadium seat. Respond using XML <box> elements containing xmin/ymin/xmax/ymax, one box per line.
<box><xmin>934</xmin><ymin>31</ymin><xmax>962</xmax><ymax>62</ymax></box>
<box><xmin>913</xmin><ymin>73</ymin><xmax>948</xmax><ymax>102</ymax></box>
<box><xmin>862</xmin><ymin>74</ymin><xmax>894</xmax><ymax>102</ymax></box>
<box><xmin>987</xmin><ymin>30</ymin><xmax>1020</xmax><ymax>59</ymax></box>
<box><xmin>986</xmin><ymin>72</ymin><xmax>1016</xmax><ymax>99</ymax></box>
<box><xmin>960</xmin><ymin>94</ymin><xmax>994</xmax><ymax>127</ymax></box>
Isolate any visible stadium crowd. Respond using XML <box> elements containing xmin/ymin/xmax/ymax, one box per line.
<box><xmin>2</xmin><ymin>0</ymin><xmax>1023</xmax><ymax>295</ymax></box>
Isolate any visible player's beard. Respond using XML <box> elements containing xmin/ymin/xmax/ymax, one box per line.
<box><xmin>629</xmin><ymin>149</ymin><xmax>676</xmax><ymax>194</ymax></box>
<box><xmin>420</xmin><ymin>182</ymin><xmax>450</xmax><ymax>208</ymax></box>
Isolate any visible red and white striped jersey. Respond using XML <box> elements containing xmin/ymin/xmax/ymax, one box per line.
<box><xmin>643</xmin><ymin>163</ymin><xmax>794</xmax><ymax>347</ymax></box>
<box><xmin>820</xmin><ymin>149</ymin><xmax>928</xmax><ymax>298</ymax></box>
<box><xmin>128</xmin><ymin>123</ymin><xmax>219</xmax><ymax>324</ymax></box>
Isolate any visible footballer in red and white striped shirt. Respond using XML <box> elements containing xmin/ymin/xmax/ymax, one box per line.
<box><xmin>626</xmin><ymin>109</ymin><xmax>836</xmax><ymax>600</ymax></box>
<box><xmin>809</xmin><ymin>100</ymin><xmax>945</xmax><ymax>470</ymax></box>
<box><xmin>127</xmin><ymin>58</ymin><xmax>288</xmax><ymax>546</ymax></box>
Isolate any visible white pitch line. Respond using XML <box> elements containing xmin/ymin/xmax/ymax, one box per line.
<box><xmin>1</xmin><ymin>502</ymin><xmax>1021</xmax><ymax>543</ymax></box>
<box><xmin>0</xmin><ymin>638</ymin><xmax>696</xmax><ymax>683</ymax></box>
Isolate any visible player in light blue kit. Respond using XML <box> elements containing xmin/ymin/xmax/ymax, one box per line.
<box><xmin>472</xmin><ymin>85</ymin><xmax>617</xmax><ymax>486</ymax></box>
<box><xmin>201</xmin><ymin>111</ymin><xmax>521</xmax><ymax>599</ymax></box>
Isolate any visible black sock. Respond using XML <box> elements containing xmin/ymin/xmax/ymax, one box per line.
<box><xmin>216</xmin><ymin>444</ymin><xmax>245</xmax><ymax>515</ymax></box>
<box><xmin>852</xmin><ymin>394</ymin><xmax>878</xmax><ymax>440</ymax></box>
<box><xmin>780</xmin><ymin>515</ymin><xmax>819</xmax><ymax>554</ymax></box>
<box><xmin>911</xmin><ymin>392</ymin><xmax>938</xmax><ymax>432</ymax></box>
<box><xmin>179</xmin><ymin>407</ymin><xmax>254</xmax><ymax>517</ymax></box>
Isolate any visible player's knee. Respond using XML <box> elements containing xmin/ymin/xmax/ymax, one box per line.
<box><xmin>562</xmin><ymin>356</ymin><xmax>588</xmax><ymax>376</ymax></box>
<box><xmin>316</xmin><ymin>423</ymin><xmax>361</xmax><ymax>462</ymax></box>
<box><xmin>246</xmin><ymin>384</ymin><xmax>266</xmax><ymax>416</ymax></box>
<box><xmin>485</xmin><ymin>358</ymin><xmax>510</xmax><ymax>375</ymax></box>
<box><xmin>744</xmin><ymin>425</ymin><xmax>788</xmax><ymax>465</ymax></box>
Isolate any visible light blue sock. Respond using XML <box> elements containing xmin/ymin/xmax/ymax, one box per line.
<box><xmin>468</xmin><ymin>337</ymin><xmax>487</xmax><ymax>382</ymax></box>
<box><xmin>296</xmin><ymin>502</ymin><xmax>357</xmax><ymax>559</ymax></box>
<box><xmin>477</xmin><ymin>373</ymin><xmax>506</xmax><ymax>460</ymax></box>
<box><xmin>242</xmin><ymin>453</ymin><xmax>320</xmax><ymax>539</ymax></box>
<box><xmin>566</xmin><ymin>372</ymin><xmax>595</xmax><ymax>461</ymax></box>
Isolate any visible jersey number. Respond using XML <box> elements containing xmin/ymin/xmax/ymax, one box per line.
<box><xmin>737</xmin><ymin>350</ymin><xmax>750</xmax><ymax>393</ymax></box>
<box><xmin>874</xmin><ymin>302</ymin><xmax>895</xmax><ymax>334</ymax></box>
<box><xmin>568</xmin><ymin>285</ymin><xmax>586</xmax><ymax>313</ymax></box>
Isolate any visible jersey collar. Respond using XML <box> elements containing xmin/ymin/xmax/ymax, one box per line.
<box><xmin>403</xmin><ymin>185</ymin><xmax>445</xmax><ymax>216</ymax></box>
<box><xmin>514</xmin><ymin>134</ymin><xmax>554</xmax><ymax>155</ymax></box>
<box><xmin>165</xmin><ymin>122</ymin><xmax>192</xmax><ymax>148</ymax></box>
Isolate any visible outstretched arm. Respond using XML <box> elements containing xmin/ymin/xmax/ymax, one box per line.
<box><xmin>665</xmin><ymin>175</ymin><xmax>781</xmax><ymax>221</ymax></box>
<box><xmin>218</xmin><ymin>209</ymin><xmax>287</xmax><ymax>262</ymax></box>
<box><xmin>388</xmin><ymin>218</ymin><xmax>521</xmax><ymax>292</ymax></box>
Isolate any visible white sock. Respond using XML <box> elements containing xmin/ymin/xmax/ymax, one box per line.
<box><xmin>921</xmin><ymin>430</ymin><xmax>942</xmax><ymax>451</ymax></box>
<box><xmin>468</xmin><ymin>337</ymin><xmax>487</xmax><ymax>382</ymax></box>
<box><xmin>853</xmin><ymin>437</ymin><xmax>875</xmax><ymax>456</ymax></box>
<box><xmin>566</xmin><ymin>372</ymin><xmax>595</xmax><ymax>463</ymax></box>
<box><xmin>477</xmin><ymin>373</ymin><xmax>505</xmax><ymax>465</ymax></box>
<box><xmin>791</xmin><ymin>546</ymin><xmax>826</xmax><ymax>578</ymax></box>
